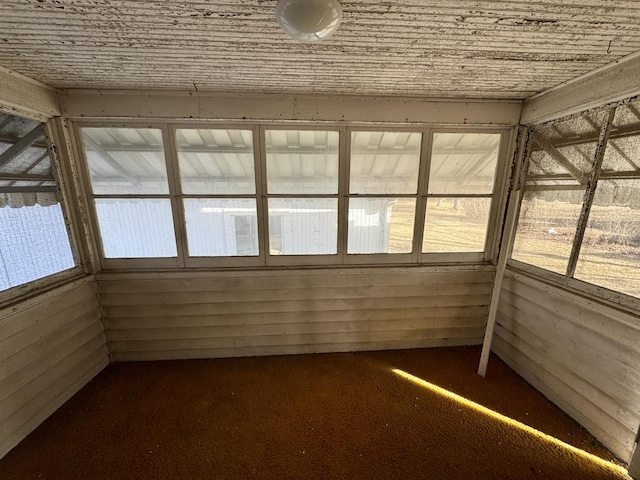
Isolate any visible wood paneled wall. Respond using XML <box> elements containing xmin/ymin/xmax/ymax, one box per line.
<box><xmin>98</xmin><ymin>266</ymin><xmax>493</xmax><ymax>362</ymax></box>
<box><xmin>0</xmin><ymin>277</ymin><xmax>109</xmax><ymax>459</ymax></box>
<box><xmin>493</xmin><ymin>268</ymin><xmax>640</xmax><ymax>462</ymax></box>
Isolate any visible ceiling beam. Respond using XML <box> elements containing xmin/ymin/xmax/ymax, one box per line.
<box><xmin>0</xmin><ymin>65</ymin><xmax>59</xmax><ymax>120</ymax></box>
<box><xmin>522</xmin><ymin>50</ymin><xmax>640</xmax><ymax>125</ymax></box>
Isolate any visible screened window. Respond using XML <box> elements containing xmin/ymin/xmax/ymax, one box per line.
<box><xmin>511</xmin><ymin>99</ymin><xmax>640</xmax><ymax>301</ymax></box>
<box><xmin>0</xmin><ymin>112</ymin><xmax>76</xmax><ymax>292</ymax></box>
<box><xmin>423</xmin><ymin>133</ymin><xmax>501</xmax><ymax>253</ymax></box>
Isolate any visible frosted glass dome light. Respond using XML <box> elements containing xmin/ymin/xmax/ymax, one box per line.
<box><xmin>276</xmin><ymin>0</ymin><xmax>342</xmax><ymax>43</ymax></box>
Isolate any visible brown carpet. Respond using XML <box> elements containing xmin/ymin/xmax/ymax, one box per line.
<box><xmin>0</xmin><ymin>346</ymin><xmax>630</xmax><ymax>479</ymax></box>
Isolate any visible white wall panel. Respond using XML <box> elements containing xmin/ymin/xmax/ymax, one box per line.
<box><xmin>493</xmin><ymin>268</ymin><xmax>640</xmax><ymax>462</ymax></box>
<box><xmin>98</xmin><ymin>266</ymin><xmax>493</xmax><ymax>362</ymax></box>
<box><xmin>0</xmin><ymin>277</ymin><xmax>108</xmax><ymax>459</ymax></box>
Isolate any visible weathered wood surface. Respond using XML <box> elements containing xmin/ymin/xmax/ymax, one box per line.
<box><xmin>59</xmin><ymin>90</ymin><xmax>521</xmax><ymax>125</ymax></box>
<box><xmin>0</xmin><ymin>65</ymin><xmax>59</xmax><ymax>120</ymax></box>
<box><xmin>522</xmin><ymin>51</ymin><xmax>640</xmax><ymax>124</ymax></box>
<box><xmin>0</xmin><ymin>278</ymin><xmax>108</xmax><ymax>459</ymax></box>
<box><xmin>493</xmin><ymin>269</ymin><xmax>640</xmax><ymax>462</ymax></box>
<box><xmin>97</xmin><ymin>266</ymin><xmax>494</xmax><ymax>361</ymax></box>
<box><xmin>2</xmin><ymin>2</ymin><xmax>640</xmax><ymax>98</ymax></box>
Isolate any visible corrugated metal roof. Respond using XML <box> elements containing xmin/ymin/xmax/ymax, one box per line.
<box><xmin>1</xmin><ymin>1</ymin><xmax>640</xmax><ymax>98</ymax></box>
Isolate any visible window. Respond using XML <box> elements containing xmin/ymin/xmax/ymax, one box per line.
<box><xmin>348</xmin><ymin>131</ymin><xmax>420</xmax><ymax>255</ymax></box>
<box><xmin>511</xmin><ymin>99</ymin><xmax>640</xmax><ymax>301</ymax></box>
<box><xmin>265</xmin><ymin>129</ymin><xmax>339</xmax><ymax>257</ymax></box>
<box><xmin>82</xmin><ymin>127</ymin><xmax>177</xmax><ymax>261</ymax></box>
<box><xmin>0</xmin><ymin>112</ymin><xmax>76</xmax><ymax>293</ymax></box>
<box><xmin>78</xmin><ymin>123</ymin><xmax>508</xmax><ymax>268</ymax></box>
<box><xmin>423</xmin><ymin>133</ymin><xmax>501</xmax><ymax>254</ymax></box>
<box><xmin>176</xmin><ymin>128</ymin><xmax>259</xmax><ymax>259</ymax></box>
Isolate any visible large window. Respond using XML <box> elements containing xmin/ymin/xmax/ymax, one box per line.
<box><xmin>0</xmin><ymin>112</ymin><xmax>76</xmax><ymax>293</ymax></box>
<box><xmin>78</xmin><ymin>123</ymin><xmax>508</xmax><ymax>268</ymax></box>
<box><xmin>511</xmin><ymin>99</ymin><xmax>640</xmax><ymax>301</ymax></box>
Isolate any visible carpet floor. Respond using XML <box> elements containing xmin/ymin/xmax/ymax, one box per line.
<box><xmin>0</xmin><ymin>346</ymin><xmax>630</xmax><ymax>479</ymax></box>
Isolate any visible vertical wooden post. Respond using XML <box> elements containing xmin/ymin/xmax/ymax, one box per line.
<box><xmin>477</xmin><ymin>191</ymin><xmax>521</xmax><ymax>377</ymax></box>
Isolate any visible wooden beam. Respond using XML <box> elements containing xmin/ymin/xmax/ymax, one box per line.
<box><xmin>0</xmin><ymin>65</ymin><xmax>59</xmax><ymax>120</ymax></box>
<box><xmin>0</xmin><ymin>123</ymin><xmax>45</xmax><ymax>167</ymax></box>
<box><xmin>522</xmin><ymin>50</ymin><xmax>640</xmax><ymax>125</ymax></box>
<box><xmin>478</xmin><ymin>191</ymin><xmax>520</xmax><ymax>377</ymax></box>
<box><xmin>59</xmin><ymin>90</ymin><xmax>522</xmax><ymax>126</ymax></box>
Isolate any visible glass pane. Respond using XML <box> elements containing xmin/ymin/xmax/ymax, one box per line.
<box><xmin>184</xmin><ymin>198</ymin><xmax>258</xmax><ymax>257</ymax></box>
<box><xmin>422</xmin><ymin>198</ymin><xmax>490</xmax><ymax>253</ymax></box>
<box><xmin>575</xmin><ymin>180</ymin><xmax>640</xmax><ymax>298</ymax></box>
<box><xmin>266</xmin><ymin>130</ymin><xmax>339</xmax><ymax>194</ymax></box>
<box><xmin>95</xmin><ymin>199</ymin><xmax>176</xmax><ymax>258</ymax></box>
<box><xmin>348</xmin><ymin>198</ymin><xmax>415</xmax><ymax>254</ymax></box>
<box><xmin>428</xmin><ymin>133</ymin><xmax>500</xmax><ymax>195</ymax></box>
<box><xmin>349</xmin><ymin>131</ymin><xmax>421</xmax><ymax>194</ymax></box>
<box><xmin>511</xmin><ymin>192</ymin><xmax>582</xmax><ymax>274</ymax></box>
<box><xmin>176</xmin><ymin>129</ymin><xmax>255</xmax><ymax>195</ymax></box>
<box><xmin>82</xmin><ymin>128</ymin><xmax>169</xmax><ymax>195</ymax></box>
<box><xmin>268</xmin><ymin>198</ymin><xmax>337</xmax><ymax>255</ymax></box>
<box><xmin>0</xmin><ymin>204</ymin><xmax>75</xmax><ymax>292</ymax></box>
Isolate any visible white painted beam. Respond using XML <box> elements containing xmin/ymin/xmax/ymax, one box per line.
<box><xmin>59</xmin><ymin>90</ymin><xmax>522</xmax><ymax>125</ymax></box>
<box><xmin>522</xmin><ymin>50</ymin><xmax>640</xmax><ymax>125</ymax></box>
<box><xmin>0</xmin><ymin>66</ymin><xmax>60</xmax><ymax>120</ymax></box>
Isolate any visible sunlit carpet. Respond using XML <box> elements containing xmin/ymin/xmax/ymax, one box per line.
<box><xmin>0</xmin><ymin>346</ymin><xmax>629</xmax><ymax>479</ymax></box>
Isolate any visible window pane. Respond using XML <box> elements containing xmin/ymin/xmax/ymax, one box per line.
<box><xmin>0</xmin><ymin>204</ymin><xmax>75</xmax><ymax>291</ymax></box>
<box><xmin>428</xmin><ymin>133</ymin><xmax>500</xmax><ymax>195</ymax></box>
<box><xmin>266</xmin><ymin>130</ymin><xmax>339</xmax><ymax>194</ymax></box>
<box><xmin>350</xmin><ymin>131</ymin><xmax>421</xmax><ymax>194</ymax></box>
<box><xmin>511</xmin><ymin>192</ymin><xmax>582</xmax><ymax>274</ymax></box>
<box><xmin>95</xmin><ymin>199</ymin><xmax>176</xmax><ymax>258</ymax></box>
<box><xmin>575</xmin><ymin>186</ymin><xmax>640</xmax><ymax>298</ymax></box>
<box><xmin>82</xmin><ymin>128</ymin><xmax>169</xmax><ymax>195</ymax></box>
<box><xmin>176</xmin><ymin>129</ymin><xmax>255</xmax><ymax>195</ymax></box>
<box><xmin>184</xmin><ymin>198</ymin><xmax>258</xmax><ymax>257</ymax></box>
<box><xmin>422</xmin><ymin>198</ymin><xmax>490</xmax><ymax>253</ymax></box>
<box><xmin>348</xmin><ymin>198</ymin><xmax>415</xmax><ymax>254</ymax></box>
<box><xmin>268</xmin><ymin>198</ymin><xmax>337</xmax><ymax>255</ymax></box>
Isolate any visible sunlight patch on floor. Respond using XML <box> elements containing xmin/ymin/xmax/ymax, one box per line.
<box><xmin>392</xmin><ymin>368</ymin><xmax>629</xmax><ymax>477</ymax></box>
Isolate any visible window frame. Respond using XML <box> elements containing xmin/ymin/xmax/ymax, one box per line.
<box><xmin>0</xmin><ymin>114</ymin><xmax>84</xmax><ymax>305</ymax></box>
<box><xmin>507</xmin><ymin>102</ymin><xmax>640</xmax><ymax>313</ymax></box>
<box><xmin>72</xmin><ymin>119</ymin><xmax>512</xmax><ymax>271</ymax></box>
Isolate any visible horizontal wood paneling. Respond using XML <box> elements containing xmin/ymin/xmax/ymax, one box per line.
<box><xmin>2</xmin><ymin>2</ymin><xmax>640</xmax><ymax>99</ymax></box>
<box><xmin>98</xmin><ymin>266</ymin><xmax>493</xmax><ymax>362</ymax></box>
<box><xmin>0</xmin><ymin>277</ymin><xmax>109</xmax><ymax>459</ymax></box>
<box><xmin>493</xmin><ymin>269</ymin><xmax>640</xmax><ymax>462</ymax></box>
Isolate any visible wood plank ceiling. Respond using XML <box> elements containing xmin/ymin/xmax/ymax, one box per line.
<box><xmin>0</xmin><ymin>1</ymin><xmax>639</xmax><ymax>99</ymax></box>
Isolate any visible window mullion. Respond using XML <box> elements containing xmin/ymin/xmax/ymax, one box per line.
<box><xmin>565</xmin><ymin>107</ymin><xmax>617</xmax><ymax>279</ymax></box>
<box><xmin>163</xmin><ymin>124</ymin><xmax>188</xmax><ymax>267</ymax></box>
<box><xmin>253</xmin><ymin>125</ymin><xmax>268</xmax><ymax>266</ymax></box>
<box><xmin>414</xmin><ymin>128</ymin><xmax>432</xmax><ymax>262</ymax></box>
<box><xmin>337</xmin><ymin>126</ymin><xmax>349</xmax><ymax>263</ymax></box>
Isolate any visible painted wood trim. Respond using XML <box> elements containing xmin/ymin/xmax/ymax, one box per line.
<box><xmin>58</xmin><ymin>90</ymin><xmax>522</xmax><ymax>125</ymax></box>
<box><xmin>0</xmin><ymin>65</ymin><xmax>59</xmax><ymax>120</ymax></box>
<box><xmin>521</xmin><ymin>50</ymin><xmax>640</xmax><ymax>125</ymax></box>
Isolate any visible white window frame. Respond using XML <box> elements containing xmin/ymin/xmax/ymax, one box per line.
<box><xmin>0</xmin><ymin>114</ymin><xmax>83</xmax><ymax>305</ymax></box>
<box><xmin>72</xmin><ymin>120</ymin><xmax>512</xmax><ymax>271</ymax></box>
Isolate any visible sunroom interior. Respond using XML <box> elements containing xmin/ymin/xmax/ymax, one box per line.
<box><xmin>1</xmin><ymin>1</ymin><xmax>640</xmax><ymax>478</ymax></box>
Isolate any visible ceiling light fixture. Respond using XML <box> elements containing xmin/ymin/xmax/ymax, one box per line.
<box><xmin>276</xmin><ymin>0</ymin><xmax>342</xmax><ymax>43</ymax></box>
